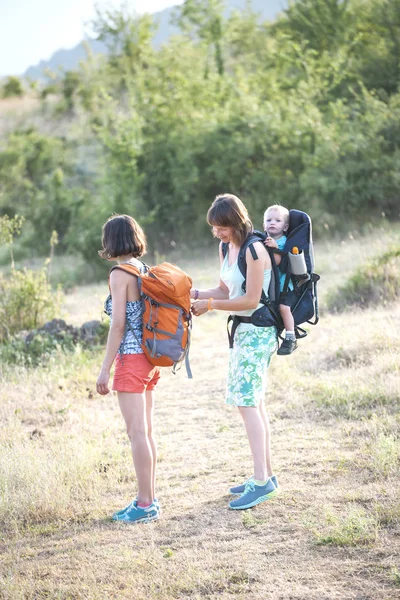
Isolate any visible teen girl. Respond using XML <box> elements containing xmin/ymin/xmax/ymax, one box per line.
<box><xmin>191</xmin><ymin>194</ymin><xmax>279</xmax><ymax>510</ymax></box>
<box><xmin>96</xmin><ymin>214</ymin><xmax>160</xmax><ymax>524</ymax></box>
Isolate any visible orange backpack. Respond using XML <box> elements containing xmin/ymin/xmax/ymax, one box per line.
<box><xmin>110</xmin><ymin>262</ymin><xmax>193</xmax><ymax>378</ymax></box>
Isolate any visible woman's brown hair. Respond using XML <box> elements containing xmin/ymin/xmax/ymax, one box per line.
<box><xmin>207</xmin><ymin>194</ymin><xmax>253</xmax><ymax>246</ymax></box>
<box><xmin>98</xmin><ymin>214</ymin><xmax>147</xmax><ymax>259</ymax></box>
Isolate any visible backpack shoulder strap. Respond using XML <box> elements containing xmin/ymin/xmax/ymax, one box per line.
<box><xmin>238</xmin><ymin>232</ymin><xmax>282</xmax><ymax>307</ymax></box>
<box><xmin>108</xmin><ymin>263</ymin><xmax>144</xmax><ymax>292</ymax></box>
<box><xmin>237</xmin><ymin>231</ymin><xmax>266</xmax><ymax>279</ymax></box>
<box><xmin>237</xmin><ymin>232</ymin><xmax>267</xmax><ymax>303</ymax></box>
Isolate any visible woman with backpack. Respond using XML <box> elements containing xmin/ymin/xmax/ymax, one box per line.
<box><xmin>96</xmin><ymin>215</ymin><xmax>161</xmax><ymax>524</ymax></box>
<box><xmin>191</xmin><ymin>194</ymin><xmax>279</xmax><ymax>510</ymax></box>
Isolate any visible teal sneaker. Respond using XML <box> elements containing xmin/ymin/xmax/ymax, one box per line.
<box><xmin>229</xmin><ymin>478</ymin><xmax>277</xmax><ymax>510</ymax></box>
<box><xmin>112</xmin><ymin>499</ymin><xmax>135</xmax><ymax>520</ymax></box>
<box><xmin>112</xmin><ymin>497</ymin><xmax>160</xmax><ymax>520</ymax></box>
<box><xmin>230</xmin><ymin>475</ymin><xmax>279</xmax><ymax>495</ymax></box>
<box><xmin>113</xmin><ymin>500</ymin><xmax>159</xmax><ymax>523</ymax></box>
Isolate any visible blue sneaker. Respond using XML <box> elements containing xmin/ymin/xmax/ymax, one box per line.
<box><xmin>229</xmin><ymin>478</ymin><xmax>277</xmax><ymax>510</ymax></box>
<box><xmin>112</xmin><ymin>499</ymin><xmax>135</xmax><ymax>519</ymax></box>
<box><xmin>230</xmin><ymin>475</ymin><xmax>279</xmax><ymax>495</ymax></box>
<box><xmin>112</xmin><ymin>497</ymin><xmax>160</xmax><ymax>520</ymax></box>
<box><xmin>112</xmin><ymin>500</ymin><xmax>159</xmax><ymax>523</ymax></box>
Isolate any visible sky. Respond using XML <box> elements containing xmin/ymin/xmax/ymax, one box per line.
<box><xmin>0</xmin><ymin>0</ymin><xmax>184</xmax><ymax>76</ymax></box>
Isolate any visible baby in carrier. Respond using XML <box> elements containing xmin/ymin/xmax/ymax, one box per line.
<box><xmin>263</xmin><ymin>204</ymin><xmax>297</xmax><ymax>355</ymax></box>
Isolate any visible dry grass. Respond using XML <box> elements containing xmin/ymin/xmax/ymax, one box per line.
<box><xmin>0</xmin><ymin>236</ymin><xmax>400</xmax><ymax>599</ymax></box>
<box><xmin>0</xmin><ymin>93</ymin><xmax>85</xmax><ymax>141</ymax></box>
<box><xmin>0</xmin><ymin>96</ymin><xmax>43</xmax><ymax>137</ymax></box>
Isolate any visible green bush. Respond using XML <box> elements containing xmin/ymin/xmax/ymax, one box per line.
<box><xmin>0</xmin><ymin>268</ymin><xmax>63</xmax><ymax>342</ymax></box>
<box><xmin>0</xmin><ymin>319</ymin><xmax>109</xmax><ymax>367</ymax></box>
<box><xmin>2</xmin><ymin>76</ymin><xmax>23</xmax><ymax>98</ymax></box>
<box><xmin>327</xmin><ymin>247</ymin><xmax>400</xmax><ymax>312</ymax></box>
<box><xmin>0</xmin><ymin>331</ymin><xmax>76</xmax><ymax>367</ymax></box>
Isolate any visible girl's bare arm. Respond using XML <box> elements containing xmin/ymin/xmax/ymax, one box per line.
<box><xmin>96</xmin><ymin>270</ymin><xmax>132</xmax><ymax>394</ymax></box>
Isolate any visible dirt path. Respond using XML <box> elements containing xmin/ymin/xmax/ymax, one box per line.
<box><xmin>1</xmin><ymin>302</ymin><xmax>399</xmax><ymax>599</ymax></box>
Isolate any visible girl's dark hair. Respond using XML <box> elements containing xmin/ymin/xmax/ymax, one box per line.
<box><xmin>207</xmin><ymin>194</ymin><xmax>253</xmax><ymax>246</ymax></box>
<box><xmin>99</xmin><ymin>214</ymin><xmax>147</xmax><ymax>259</ymax></box>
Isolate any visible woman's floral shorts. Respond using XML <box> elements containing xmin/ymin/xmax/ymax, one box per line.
<box><xmin>226</xmin><ymin>326</ymin><xmax>278</xmax><ymax>407</ymax></box>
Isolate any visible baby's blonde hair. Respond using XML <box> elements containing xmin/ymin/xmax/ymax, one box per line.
<box><xmin>263</xmin><ymin>204</ymin><xmax>290</xmax><ymax>229</ymax></box>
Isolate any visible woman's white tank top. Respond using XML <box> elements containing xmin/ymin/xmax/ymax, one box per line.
<box><xmin>220</xmin><ymin>249</ymin><xmax>272</xmax><ymax>329</ymax></box>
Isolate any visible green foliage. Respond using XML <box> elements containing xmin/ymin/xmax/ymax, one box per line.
<box><xmin>273</xmin><ymin>0</ymin><xmax>355</xmax><ymax>55</ymax></box>
<box><xmin>0</xmin><ymin>319</ymin><xmax>109</xmax><ymax>367</ymax></box>
<box><xmin>351</xmin><ymin>414</ymin><xmax>400</xmax><ymax>479</ymax></box>
<box><xmin>177</xmin><ymin>0</ymin><xmax>226</xmax><ymax>76</ymax></box>
<box><xmin>0</xmin><ymin>329</ymin><xmax>76</xmax><ymax>367</ymax></box>
<box><xmin>0</xmin><ymin>217</ymin><xmax>64</xmax><ymax>343</ymax></box>
<box><xmin>312</xmin><ymin>505</ymin><xmax>379</xmax><ymax>546</ymax></box>
<box><xmin>40</xmin><ymin>82</ymin><xmax>59</xmax><ymax>100</ymax></box>
<box><xmin>0</xmin><ymin>268</ymin><xmax>63</xmax><ymax>342</ymax></box>
<box><xmin>0</xmin><ymin>128</ymin><xmax>90</xmax><ymax>255</ymax></box>
<box><xmin>2</xmin><ymin>76</ymin><xmax>23</xmax><ymax>98</ymax></box>
<box><xmin>91</xmin><ymin>5</ymin><xmax>156</xmax><ymax>90</ymax></box>
<box><xmin>0</xmin><ymin>215</ymin><xmax>24</xmax><ymax>246</ymax></box>
<box><xmin>0</xmin><ymin>214</ymin><xmax>24</xmax><ymax>268</ymax></box>
<box><xmin>311</xmin><ymin>379</ymin><xmax>398</xmax><ymax>419</ymax></box>
<box><xmin>390</xmin><ymin>567</ymin><xmax>400</xmax><ymax>587</ymax></box>
<box><xmin>353</xmin><ymin>0</ymin><xmax>400</xmax><ymax>95</ymax></box>
<box><xmin>2</xmin><ymin>0</ymin><xmax>400</xmax><ymax>265</ymax></box>
<box><xmin>61</xmin><ymin>70</ymin><xmax>81</xmax><ymax>111</ymax></box>
<box><xmin>365</xmin><ymin>431</ymin><xmax>400</xmax><ymax>478</ymax></box>
<box><xmin>327</xmin><ymin>247</ymin><xmax>400</xmax><ymax>311</ymax></box>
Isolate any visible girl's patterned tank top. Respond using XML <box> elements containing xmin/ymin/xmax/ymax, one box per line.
<box><xmin>104</xmin><ymin>296</ymin><xmax>144</xmax><ymax>355</ymax></box>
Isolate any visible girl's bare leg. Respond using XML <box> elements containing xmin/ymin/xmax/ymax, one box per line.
<box><xmin>145</xmin><ymin>390</ymin><xmax>157</xmax><ymax>500</ymax></box>
<box><xmin>118</xmin><ymin>392</ymin><xmax>153</xmax><ymax>506</ymax></box>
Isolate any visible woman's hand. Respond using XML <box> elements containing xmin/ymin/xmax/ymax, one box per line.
<box><xmin>264</xmin><ymin>236</ymin><xmax>278</xmax><ymax>249</ymax></box>
<box><xmin>191</xmin><ymin>300</ymin><xmax>209</xmax><ymax>317</ymax></box>
<box><xmin>96</xmin><ymin>368</ymin><xmax>111</xmax><ymax>395</ymax></box>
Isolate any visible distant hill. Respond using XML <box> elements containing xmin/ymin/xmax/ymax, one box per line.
<box><xmin>24</xmin><ymin>0</ymin><xmax>287</xmax><ymax>81</ymax></box>
<box><xmin>24</xmin><ymin>40</ymin><xmax>108</xmax><ymax>81</ymax></box>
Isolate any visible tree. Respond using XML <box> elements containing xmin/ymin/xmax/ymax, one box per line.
<box><xmin>91</xmin><ymin>3</ymin><xmax>155</xmax><ymax>89</ymax></box>
<box><xmin>62</xmin><ymin>70</ymin><xmax>81</xmax><ymax>111</ymax></box>
<box><xmin>273</xmin><ymin>0</ymin><xmax>355</xmax><ymax>55</ymax></box>
<box><xmin>0</xmin><ymin>129</ymin><xmax>84</xmax><ymax>254</ymax></box>
<box><xmin>176</xmin><ymin>0</ymin><xmax>226</xmax><ymax>76</ymax></box>
<box><xmin>353</xmin><ymin>0</ymin><xmax>400</xmax><ymax>94</ymax></box>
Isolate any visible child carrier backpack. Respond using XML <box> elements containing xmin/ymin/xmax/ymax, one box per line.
<box><xmin>109</xmin><ymin>262</ymin><xmax>193</xmax><ymax>378</ymax></box>
<box><xmin>222</xmin><ymin>209</ymin><xmax>320</xmax><ymax>347</ymax></box>
<box><xmin>278</xmin><ymin>209</ymin><xmax>320</xmax><ymax>337</ymax></box>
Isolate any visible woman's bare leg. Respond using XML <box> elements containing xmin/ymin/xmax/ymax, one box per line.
<box><xmin>238</xmin><ymin>406</ymin><xmax>268</xmax><ymax>481</ymax></box>
<box><xmin>259</xmin><ymin>400</ymin><xmax>273</xmax><ymax>477</ymax></box>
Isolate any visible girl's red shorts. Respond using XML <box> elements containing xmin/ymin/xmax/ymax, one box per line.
<box><xmin>112</xmin><ymin>353</ymin><xmax>161</xmax><ymax>394</ymax></box>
